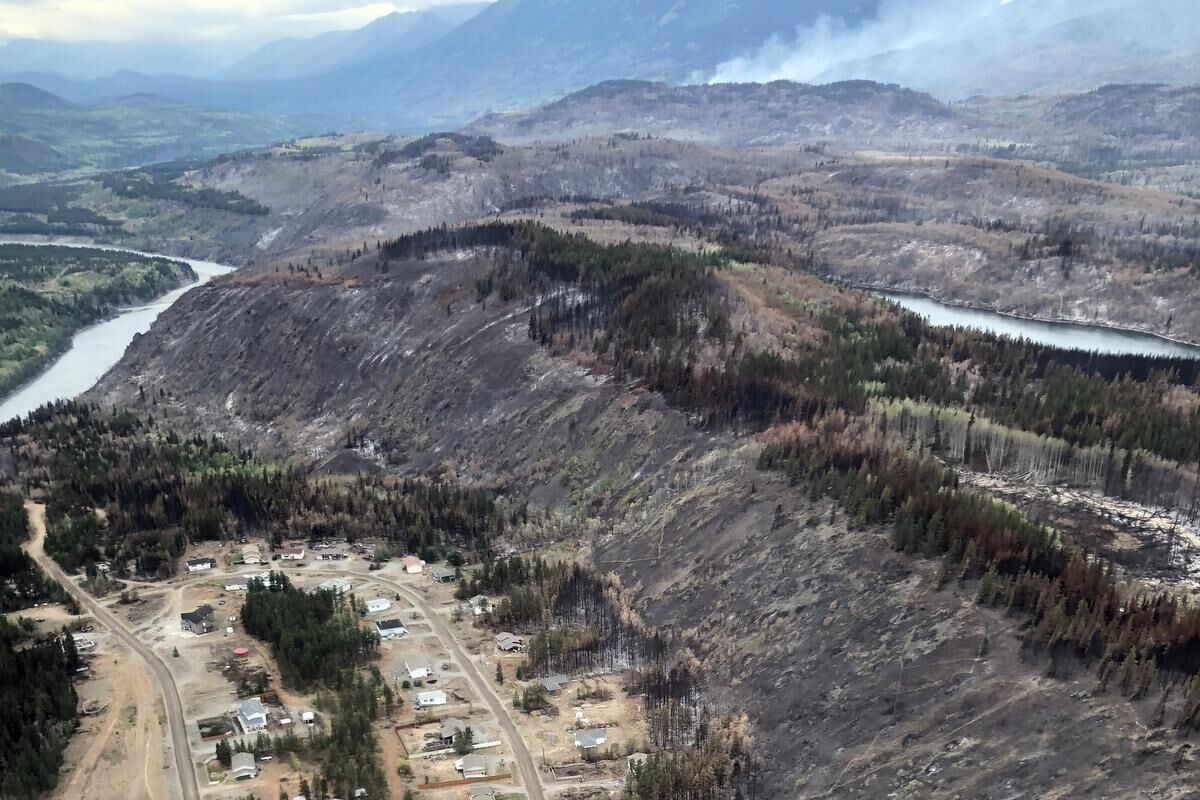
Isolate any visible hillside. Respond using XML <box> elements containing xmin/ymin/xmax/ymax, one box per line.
<box><xmin>467</xmin><ymin>79</ymin><xmax>984</xmax><ymax>145</ymax></box>
<box><xmin>87</xmin><ymin>226</ymin><xmax>1200</xmax><ymax>797</ymax></box>
<box><xmin>0</xmin><ymin>82</ymin><xmax>296</xmax><ymax>176</ymax></box>
<box><xmin>222</xmin><ymin>3</ymin><xmax>489</xmax><ymax>81</ymax></box>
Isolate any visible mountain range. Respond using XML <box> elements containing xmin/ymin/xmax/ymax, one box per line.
<box><xmin>1</xmin><ymin>0</ymin><xmax>1197</xmax><ymax>133</ymax></box>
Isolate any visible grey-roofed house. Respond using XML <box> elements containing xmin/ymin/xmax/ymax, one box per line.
<box><xmin>458</xmin><ymin>754</ymin><xmax>488</xmax><ymax>779</ymax></box>
<box><xmin>180</xmin><ymin>604</ymin><xmax>214</xmax><ymax>635</ymax></box>
<box><xmin>438</xmin><ymin>717</ymin><xmax>467</xmax><ymax>744</ymax></box>
<box><xmin>231</xmin><ymin>750</ymin><xmax>257</xmax><ymax>780</ymax></box>
<box><xmin>468</xmin><ymin>787</ymin><xmax>497</xmax><ymax>800</ymax></box>
<box><xmin>430</xmin><ymin>566</ymin><xmax>457</xmax><ymax>583</ymax></box>
<box><xmin>186</xmin><ymin>557</ymin><xmax>216</xmax><ymax>573</ymax></box>
<box><xmin>237</xmin><ymin>697</ymin><xmax>268</xmax><ymax>732</ymax></box>
<box><xmin>539</xmin><ymin>674</ymin><xmax>569</xmax><ymax>693</ymax></box>
<box><xmin>403</xmin><ymin>657</ymin><xmax>433</xmax><ymax>682</ymax></box>
<box><xmin>574</xmin><ymin>728</ymin><xmax>608</xmax><ymax>749</ymax></box>
<box><xmin>495</xmin><ymin>632</ymin><xmax>525</xmax><ymax>652</ymax></box>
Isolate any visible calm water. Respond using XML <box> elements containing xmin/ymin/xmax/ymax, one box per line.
<box><xmin>877</xmin><ymin>291</ymin><xmax>1200</xmax><ymax>359</ymax></box>
<box><xmin>0</xmin><ymin>242</ymin><xmax>234</xmax><ymax>421</ymax></box>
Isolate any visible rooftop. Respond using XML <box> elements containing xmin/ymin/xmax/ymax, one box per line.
<box><xmin>231</xmin><ymin>751</ymin><xmax>256</xmax><ymax>770</ymax></box>
<box><xmin>575</xmin><ymin>728</ymin><xmax>608</xmax><ymax>748</ymax></box>
<box><xmin>238</xmin><ymin>697</ymin><xmax>267</xmax><ymax>718</ymax></box>
<box><xmin>375</xmin><ymin>618</ymin><xmax>406</xmax><ymax>631</ymax></box>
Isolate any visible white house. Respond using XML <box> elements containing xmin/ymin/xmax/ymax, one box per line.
<box><xmin>415</xmin><ymin>690</ymin><xmax>447</xmax><ymax>709</ymax></box>
<box><xmin>224</xmin><ymin>582</ymin><xmax>248</xmax><ymax>592</ymax></box>
<box><xmin>467</xmin><ymin>595</ymin><xmax>492</xmax><ymax>616</ymax></box>
<box><xmin>231</xmin><ymin>751</ymin><xmax>257</xmax><ymax>780</ymax></box>
<box><xmin>237</xmin><ymin>697</ymin><xmax>268</xmax><ymax>732</ymax></box>
<box><xmin>575</xmin><ymin>728</ymin><xmax>608</xmax><ymax>749</ymax></box>
<box><xmin>401</xmin><ymin>555</ymin><xmax>425</xmax><ymax>574</ymax></box>
<box><xmin>318</xmin><ymin>578</ymin><xmax>352</xmax><ymax>595</ymax></box>
<box><xmin>280</xmin><ymin>547</ymin><xmax>305</xmax><ymax>561</ymax></box>
<box><xmin>375</xmin><ymin>619</ymin><xmax>407</xmax><ymax>639</ymax></box>
<box><xmin>403</xmin><ymin>658</ymin><xmax>434</xmax><ymax>682</ymax></box>
<box><xmin>365</xmin><ymin>598</ymin><xmax>392</xmax><ymax>614</ymax></box>
<box><xmin>242</xmin><ymin>544</ymin><xmax>262</xmax><ymax>565</ymax></box>
<box><xmin>187</xmin><ymin>557</ymin><xmax>216</xmax><ymax>573</ymax></box>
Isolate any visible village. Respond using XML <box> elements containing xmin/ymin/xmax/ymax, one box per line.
<box><xmin>22</xmin><ymin>531</ymin><xmax>655</xmax><ymax>800</ymax></box>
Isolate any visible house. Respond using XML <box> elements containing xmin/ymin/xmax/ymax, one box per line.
<box><xmin>365</xmin><ymin>598</ymin><xmax>392</xmax><ymax>614</ymax></box>
<box><xmin>375</xmin><ymin>619</ymin><xmax>407</xmax><ymax>639</ymax></box>
<box><xmin>415</xmin><ymin>690</ymin><xmax>447</xmax><ymax>709</ymax></box>
<box><xmin>301</xmin><ymin>711</ymin><xmax>316</xmax><ymax>726</ymax></box>
<box><xmin>467</xmin><ymin>595</ymin><xmax>492</xmax><ymax>616</ymax></box>
<box><xmin>224</xmin><ymin>581</ymin><xmax>248</xmax><ymax>592</ymax></box>
<box><xmin>574</xmin><ymin>728</ymin><xmax>608</xmax><ymax>749</ymax></box>
<box><xmin>430</xmin><ymin>566</ymin><xmax>456</xmax><ymax>583</ymax></box>
<box><xmin>457</xmin><ymin>754</ymin><xmax>488</xmax><ymax>779</ymax></box>
<box><xmin>318</xmin><ymin>577</ymin><xmax>352</xmax><ymax>595</ymax></box>
<box><xmin>495</xmin><ymin>632</ymin><xmax>525</xmax><ymax>652</ymax></box>
<box><xmin>279</xmin><ymin>547</ymin><xmax>305</xmax><ymax>561</ymax></box>
<box><xmin>231</xmin><ymin>751</ymin><xmax>258</xmax><ymax>780</ymax></box>
<box><xmin>243</xmin><ymin>544</ymin><xmax>262</xmax><ymax>565</ymax></box>
<box><xmin>438</xmin><ymin>717</ymin><xmax>467</xmax><ymax>744</ymax></box>
<box><xmin>401</xmin><ymin>555</ymin><xmax>425</xmax><ymax>574</ymax></box>
<box><xmin>627</xmin><ymin>752</ymin><xmax>651</xmax><ymax>772</ymax></box>
<box><xmin>538</xmin><ymin>675</ymin><xmax>569</xmax><ymax>693</ymax></box>
<box><xmin>468</xmin><ymin>787</ymin><xmax>497</xmax><ymax>800</ymax></box>
<box><xmin>180</xmin><ymin>605</ymin><xmax>214</xmax><ymax>635</ymax></box>
<box><xmin>186</xmin><ymin>557</ymin><xmax>216</xmax><ymax>573</ymax></box>
<box><xmin>237</xmin><ymin>697</ymin><xmax>268</xmax><ymax>732</ymax></box>
<box><xmin>403</xmin><ymin>658</ymin><xmax>434</xmax><ymax>682</ymax></box>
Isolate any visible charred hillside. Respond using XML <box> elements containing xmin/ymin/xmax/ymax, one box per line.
<box><xmin>88</xmin><ymin>225</ymin><xmax>1200</xmax><ymax>797</ymax></box>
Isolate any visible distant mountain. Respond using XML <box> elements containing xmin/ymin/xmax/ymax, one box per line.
<box><xmin>223</xmin><ymin>3</ymin><xmax>489</xmax><ymax>81</ymax></box>
<box><xmin>0</xmin><ymin>83</ymin><xmax>296</xmax><ymax>176</ymax></box>
<box><xmin>0</xmin><ymin>39</ymin><xmax>219</xmax><ymax>80</ymax></box>
<box><xmin>466</xmin><ymin>78</ymin><xmax>982</xmax><ymax>145</ymax></box>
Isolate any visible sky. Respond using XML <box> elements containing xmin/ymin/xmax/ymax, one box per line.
<box><xmin>0</xmin><ymin>0</ymin><xmax>484</xmax><ymax>50</ymax></box>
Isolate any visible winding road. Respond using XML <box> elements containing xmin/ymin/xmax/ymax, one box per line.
<box><xmin>23</xmin><ymin>502</ymin><xmax>199</xmax><ymax>800</ymax></box>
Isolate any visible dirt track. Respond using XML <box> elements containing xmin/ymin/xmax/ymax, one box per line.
<box><xmin>23</xmin><ymin>501</ymin><xmax>198</xmax><ymax>800</ymax></box>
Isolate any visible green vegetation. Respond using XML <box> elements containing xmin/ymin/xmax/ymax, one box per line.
<box><xmin>99</xmin><ymin>169</ymin><xmax>269</xmax><ymax>216</ymax></box>
<box><xmin>0</xmin><ymin>490</ymin><xmax>68</xmax><ymax>612</ymax></box>
<box><xmin>0</xmin><ymin>403</ymin><xmax>508</xmax><ymax>577</ymax></box>
<box><xmin>0</xmin><ymin>616</ymin><xmax>80</xmax><ymax>799</ymax></box>
<box><xmin>0</xmin><ymin>82</ymin><xmax>294</xmax><ymax>176</ymax></box>
<box><xmin>0</xmin><ymin>244</ymin><xmax>195</xmax><ymax>399</ymax></box>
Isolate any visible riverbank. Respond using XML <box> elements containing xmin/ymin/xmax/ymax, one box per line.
<box><xmin>0</xmin><ymin>247</ymin><xmax>234</xmax><ymax>422</ymax></box>
<box><xmin>854</xmin><ymin>281</ymin><xmax>1200</xmax><ymax>357</ymax></box>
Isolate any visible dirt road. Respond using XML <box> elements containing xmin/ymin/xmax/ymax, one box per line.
<box><xmin>23</xmin><ymin>502</ymin><xmax>199</xmax><ymax>800</ymax></box>
<box><xmin>347</xmin><ymin>571</ymin><xmax>547</xmax><ymax>800</ymax></box>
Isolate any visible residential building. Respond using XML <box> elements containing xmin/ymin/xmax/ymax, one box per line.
<box><xmin>224</xmin><ymin>581</ymin><xmax>248</xmax><ymax>592</ymax></box>
<box><xmin>539</xmin><ymin>674</ymin><xmax>569</xmax><ymax>693</ymax></box>
<box><xmin>430</xmin><ymin>566</ymin><xmax>456</xmax><ymax>583</ymax></box>
<box><xmin>301</xmin><ymin>711</ymin><xmax>316</xmax><ymax>726</ymax></box>
<box><xmin>468</xmin><ymin>787</ymin><xmax>498</xmax><ymax>800</ymax></box>
<box><xmin>237</xmin><ymin>697</ymin><xmax>268</xmax><ymax>732</ymax></box>
<box><xmin>574</xmin><ymin>728</ymin><xmax>608</xmax><ymax>749</ymax></box>
<box><xmin>242</xmin><ymin>544</ymin><xmax>262</xmax><ymax>565</ymax></box>
<box><xmin>627</xmin><ymin>752</ymin><xmax>651</xmax><ymax>772</ymax></box>
<box><xmin>186</xmin><ymin>557</ymin><xmax>216</xmax><ymax>573</ymax></box>
<box><xmin>438</xmin><ymin>717</ymin><xmax>467</xmax><ymax>744</ymax></box>
<box><xmin>365</xmin><ymin>597</ymin><xmax>392</xmax><ymax>614</ymax></box>
<box><xmin>180</xmin><ymin>605</ymin><xmax>214</xmax><ymax>635</ymax></box>
<box><xmin>375</xmin><ymin>619</ymin><xmax>407</xmax><ymax>639</ymax></box>
<box><xmin>279</xmin><ymin>547</ymin><xmax>305</xmax><ymax>561</ymax></box>
<box><xmin>231</xmin><ymin>751</ymin><xmax>257</xmax><ymax>780</ymax></box>
<box><xmin>457</xmin><ymin>754</ymin><xmax>487</xmax><ymax>779</ymax></box>
<box><xmin>401</xmin><ymin>555</ymin><xmax>425</xmax><ymax>574</ymax></box>
<box><xmin>403</xmin><ymin>658</ymin><xmax>434</xmax><ymax>682</ymax></box>
<box><xmin>467</xmin><ymin>595</ymin><xmax>492</xmax><ymax>616</ymax></box>
<box><xmin>416</xmin><ymin>690</ymin><xmax>447</xmax><ymax>709</ymax></box>
<box><xmin>318</xmin><ymin>577</ymin><xmax>352</xmax><ymax>595</ymax></box>
<box><xmin>495</xmin><ymin>632</ymin><xmax>525</xmax><ymax>652</ymax></box>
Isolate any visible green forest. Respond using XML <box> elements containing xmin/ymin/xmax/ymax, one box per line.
<box><xmin>0</xmin><ymin>617</ymin><xmax>79</xmax><ymax>799</ymax></box>
<box><xmin>0</xmin><ymin>244</ymin><xmax>195</xmax><ymax>399</ymax></box>
<box><xmin>0</xmin><ymin>401</ymin><xmax>510</xmax><ymax>577</ymax></box>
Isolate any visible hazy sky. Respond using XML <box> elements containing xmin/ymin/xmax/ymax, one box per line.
<box><xmin>0</xmin><ymin>0</ymin><xmax>483</xmax><ymax>47</ymax></box>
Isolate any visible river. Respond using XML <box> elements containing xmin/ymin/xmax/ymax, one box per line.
<box><xmin>0</xmin><ymin>242</ymin><xmax>234</xmax><ymax>422</ymax></box>
<box><xmin>876</xmin><ymin>290</ymin><xmax>1200</xmax><ymax>359</ymax></box>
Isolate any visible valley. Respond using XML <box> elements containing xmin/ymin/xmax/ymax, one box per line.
<box><xmin>4</xmin><ymin>5</ymin><xmax>1200</xmax><ymax>799</ymax></box>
